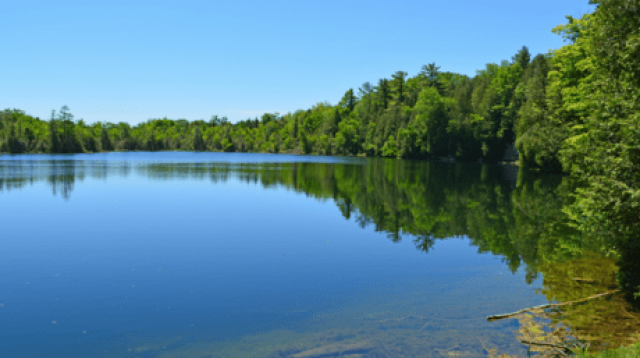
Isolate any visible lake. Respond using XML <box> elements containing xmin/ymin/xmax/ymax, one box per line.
<box><xmin>0</xmin><ymin>152</ymin><xmax>635</xmax><ymax>357</ymax></box>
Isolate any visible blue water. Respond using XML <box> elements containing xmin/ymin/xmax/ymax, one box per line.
<box><xmin>0</xmin><ymin>152</ymin><xmax>545</xmax><ymax>358</ymax></box>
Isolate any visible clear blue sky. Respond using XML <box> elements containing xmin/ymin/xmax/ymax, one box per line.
<box><xmin>2</xmin><ymin>0</ymin><xmax>595</xmax><ymax>125</ymax></box>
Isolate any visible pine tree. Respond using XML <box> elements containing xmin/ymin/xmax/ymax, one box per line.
<box><xmin>421</xmin><ymin>63</ymin><xmax>444</xmax><ymax>94</ymax></box>
<box><xmin>192</xmin><ymin>126</ymin><xmax>205</xmax><ymax>151</ymax></box>
<box><xmin>377</xmin><ymin>79</ymin><xmax>390</xmax><ymax>109</ymax></box>
<box><xmin>101</xmin><ymin>126</ymin><xmax>114</xmax><ymax>151</ymax></box>
<box><xmin>49</xmin><ymin>110</ymin><xmax>60</xmax><ymax>153</ymax></box>
<box><xmin>391</xmin><ymin>71</ymin><xmax>408</xmax><ymax>105</ymax></box>
<box><xmin>339</xmin><ymin>89</ymin><xmax>357</xmax><ymax>112</ymax></box>
<box><xmin>512</xmin><ymin>46</ymin><xmax>531</xmax><ymax>72</ymax></box>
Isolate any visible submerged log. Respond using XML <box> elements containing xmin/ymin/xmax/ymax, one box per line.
<box><xmin>573</xmin><ymin>277</ymin><xmax>597</xmax><ymax>284</ymax></box>
<box><xmin>517</xmin><ymin>339</ymin><xmax>575</xmax><ymax>355</ymax></box>
<box><xmin>487</xmin><ymin>290</ymin><xmax>620</xmax><ymax>321</ymax></box>
<box><xmin>291</xmin><ymin>341</ymin><xmax>373</xmax><ymax>358</ymax></box>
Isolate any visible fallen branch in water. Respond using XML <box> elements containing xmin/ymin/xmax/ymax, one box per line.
<box><xmin>518</xmin><ymin>338</ymin><xmax>592</xmax><ymax>356</ymax></box>
<box><xmin>375</xmin><ymin>314</ymin><xmax>427</xmax><ymax>324</ymax></box>
<box><xmin>291</xmin><ymin>341</ymin><xmax>373</xmax><ymax>358</ymax></box>
<box><xmin>573</xmin><ymin>277</ymin><xmax>596</xmax><ymax>284</ymax></box>
<box><xmin>487</xmin><ymin>290</ymin><xmax>620</xmax><ymax>321</ymax></box>
<box><xmin>518</xmin><ymin>339</ymin><xmax>573</xmax><ymax>356</ymax></box>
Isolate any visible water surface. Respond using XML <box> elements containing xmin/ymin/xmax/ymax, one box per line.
<box><xmin>1</xmin><ymin>152</ymin><xmax>562</xmax><ymax>357</ymax></box>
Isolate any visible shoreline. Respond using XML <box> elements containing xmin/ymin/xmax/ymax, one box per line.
<box><xmin>0</xmin><ymin>149</ymin><xmax>521</xmax><ymax>166</ymax></box>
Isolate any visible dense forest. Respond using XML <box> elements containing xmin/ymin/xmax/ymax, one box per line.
<box><xmin>1</xmin><ymin>0</ymin><xmax>638</xmax><ymax>299</ymax></box>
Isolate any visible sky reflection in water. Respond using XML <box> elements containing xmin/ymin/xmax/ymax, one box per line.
<box><xmin>0</xmin><ymin>152</ymin><xmax>552</xmax><ymax>358</ymax></box>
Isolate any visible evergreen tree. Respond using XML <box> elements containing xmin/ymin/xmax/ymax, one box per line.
<box><xmin>327</xmin><ymin>109</ymin><xmax>341</xmax><ymax>136</ymax></box>
<box><xmin>299</xmin><ymin>129</ymin><xmax>310</xmax><ymax>154</ymax></box>
<box><xmin>515</xmin><ymin>54</ymin><xmax>558</xmax><ymax>170</ymax></box>
<box><xmin>420</xmin><ymin>63</ymin><xmax>444</xmax><ymax>94</ymax></box>
<box><xmin>377</xmin><ymin>79</ymin><xmax>390</xmax><ymax>110</ymax></box>
<box><xmin>391</xmin><ymin>71</ymin><xmax>408</xmax><ymax>105</ymax></box>
<box><xmin>59</xmin><ymin>106</ymin><xmax>72</xmax><ymax>148</ymax></box>
<box><xmin>101</xmin><ymin>126</ymin><xmax>114</xmax><ymax>151</ymax></box>
<box><xmin>192</xmin><ymin>126</ymin><xmax>205</xmax><ymax>151</ymax></box>
<box><xmin>358</xmin><ymin>82</ymin><xmax>374</xmax><ymax>114</ymax></box>
<box><xmin>339</xmin><ymin>89</ymin><xmax>357</xmax><ymax>113</ymax></box>
<box><xmin>512</xmin><ymin>46</ymin><xmax>531</xmax><ymax>72</ymax></box>
<box><xmin>49</xmin><ymin>110</ymin><xmax>60</xmax><ymax>153</ymax></box>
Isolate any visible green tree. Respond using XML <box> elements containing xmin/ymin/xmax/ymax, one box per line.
<box><xmin>420</xmin><ymin>63</ymin><xmax>444</xmax><ymax>94</ymax></box>
<box><xmin>326</xmin><ymin>108</ymin><xmax>341</xmax><ymax>136</ymax></box>
<box><xmin>376</xmin><ymin>79</ymin><xmax>391</xmax><ymax>110</ymax></box>
<box><xmin>299</xmin><ymin>129</ymin><xmax>310</xmax><ymax>154</ymax></box>
<box><xmin>101</xmin><ymin>124</ymin><xmax>114</xmax><ymax>151</ymax></box>
<box><xmin>554</xmin><ymin>1</ymin><xmax>640</xmax><ymax>301</ymax></box>
<box><xmin>358</xmin><ymin>82</ymin><xmax>374</xmax><ymax>114</ymax></box>
<box><xmin>381</xmin><ymin>135</ymin><xmax>398</xmax><ymax>157</ymax></box>
<box><xmin>192</xmin><ymin>126</ymin><xmax>205</xmax><ymax>151</ymax></box>
<box><xmin>391</xmin><ymin>71</ymin><xmax>408</xmax><ymax>105</ymax></box>
<box><xmin>339</xmin><ymin>89</ymin><xmax>357</xmax><ymax>113</ymax></box>
<box><xmin>49</xmin><ymin>110</ymin><xmax>60</xmax><ymax>153</ymax></box>
<box><xmin>515</xmin><ymin>54</ymin><xmax>562</xmax><ymax>170</ymax></box>
<box><xmin>59</xmin><ymin>106</ymin><xmax>72</xmax><ymax>149</ymax></box>
<box><xmin>512</xmin><ymin>46</ymin><xmax>531</xmax><ymax>72</ymax></box>
<box><xmin>412</xmin><ymin>86</ymin><xmax>454</xmax><ymax>156</ymax></box>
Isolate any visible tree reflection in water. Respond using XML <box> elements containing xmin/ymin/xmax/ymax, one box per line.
<box><xmin>0</xmin><ymin>157</ymin><xmax>638</xmax><ymax>355</ymax></box>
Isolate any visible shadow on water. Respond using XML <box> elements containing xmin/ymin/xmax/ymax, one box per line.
<box><xmin>1</xmin><ymin>155</ymin><xmax>638</xmax><ymax>357</ymax></box>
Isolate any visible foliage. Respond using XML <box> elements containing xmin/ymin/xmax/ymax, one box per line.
<box><xmin>547</xmin><ymin>1</ymin><xmax>640</xmax><ymax>302</ymax></box>
<box><xmin>1</xmin><ymin>51</ymin><xmax>536</xmax><ymax>164</ymax></box>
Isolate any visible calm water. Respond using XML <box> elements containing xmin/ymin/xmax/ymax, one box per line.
<box><xmin>0</xmin><ymin>152</ymin><xmax>565</xmax><ymax>357</ymax></box>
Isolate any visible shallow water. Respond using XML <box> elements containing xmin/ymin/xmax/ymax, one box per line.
<box><xmin>0</xmin><ymin>152</ymin><xmax>551</xmax><ymax>357</ymax></box>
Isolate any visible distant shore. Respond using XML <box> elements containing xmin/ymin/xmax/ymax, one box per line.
<box><xmin>0</xmin><ymin>149</ymin><xmax>521</xmax><ymax>167</ymax></box>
